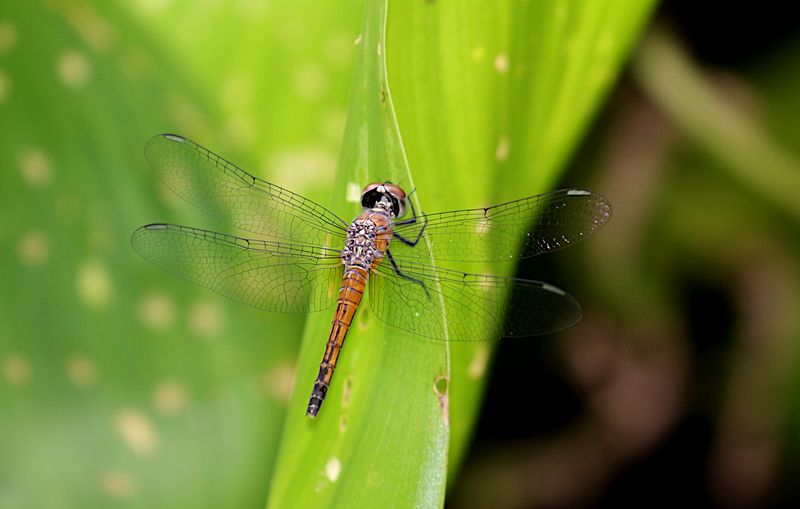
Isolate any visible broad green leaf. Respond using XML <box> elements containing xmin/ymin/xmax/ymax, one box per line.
<box><xmin>386</xmin><ymin>0</ymin><xmax>657</xmax><ymax>477</ymax></box>
<box><xmin>267</xmin><ymin>0</ymin><xmax>656</xmax><ymax>507</ymax></box>
<box><xmin>266</xmin><ymin>1</ymin><xmax>449</xmax><ymax>508</ymax></box>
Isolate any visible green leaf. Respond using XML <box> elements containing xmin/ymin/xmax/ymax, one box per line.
<box><xmin>386</xmin><ymin>0</ymin><xmax>657</xmax><ymax>478</ymax></box>
<box><xmin>266</xmin><ymin>2</ymin><xmax>449</xmax><ymax>508</ymax></box>
<box><xmin>267</xmin><ymin>0</ymin><xmax>656</xmax><ymax>507</ymax></box>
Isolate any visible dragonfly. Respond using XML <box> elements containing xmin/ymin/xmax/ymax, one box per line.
<box><xmin>131</xmin><ymin>134</ymin><xmax>611</xmax><ymax>418</ymax></box>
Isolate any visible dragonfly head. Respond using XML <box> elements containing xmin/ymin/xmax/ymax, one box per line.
<box><xmin>361</xmin><ymin>182</ymin><xmax>407</xmax><ymax>218</ymax></box>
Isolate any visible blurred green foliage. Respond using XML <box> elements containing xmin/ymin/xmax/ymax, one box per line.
<box><xmin>1</xmin><ymin>1</ymin><xmax>359</xmax><ymax>507</ymax></box>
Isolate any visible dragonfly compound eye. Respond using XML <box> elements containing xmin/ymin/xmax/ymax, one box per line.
<box><xmin>360</xmin><ymin>188</ymin><xmax>384</xmax><ymax>210</ymax></box>
<box><xmin>360</xmin><ymin>185</ymin><xmax>405</xmax><ymax>217</ymax></box>
<box><xmin>383</xmin><ymin>183</ymin><xmax>408</xmax><ymax>218</ymax></box>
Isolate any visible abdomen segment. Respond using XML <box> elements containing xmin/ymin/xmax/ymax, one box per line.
<box><xmin>306</xmin><ymin>265</ymin><xmax>368</xmax><ymax>418</ymax></box>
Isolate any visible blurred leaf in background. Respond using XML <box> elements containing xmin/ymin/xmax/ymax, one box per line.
<box><xmin>1</xmin><ymin>1</ymin><xmax>359</xmax><ymax>508</ymax></box>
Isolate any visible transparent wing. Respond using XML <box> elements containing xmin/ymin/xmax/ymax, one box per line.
<box><xmin>145</xmin><ymin>134</ymin><xmax>348</xmax><ymax>244</ymax></box>
<box><xmin>131</xmin><ymin>223</ymin><xmax>343</xmax><ymax>312</ymax></box>
<box><xmin>392</xmin><ymin>189</ymin><xmax>610</xmax><ymax>262</ymax></box>
<box><xmin>369</xmin><ymin>260</ymin><xmax>581</xmax><ymax>342</ymax></box>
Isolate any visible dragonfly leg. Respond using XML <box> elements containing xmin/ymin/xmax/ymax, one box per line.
<box><xmin>393</xmin><ymin>193</ymin><xmax>424</xmax><ymax>225</ymax></box>
<box><xmin>393</xmin><ymin>231</ymin><xmax>420</xmax><ymax>246</ymax></box>
<box><xmin>386</xmin><ymin>249</ymin><xmax>430</xmax><ymax>299</ymax></box>
<box><xmin>393</xmin><ymin>199</ymin><xmax>428</xmax><ymax>247</ymax></box>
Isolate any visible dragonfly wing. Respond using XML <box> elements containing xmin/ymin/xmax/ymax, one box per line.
<box><xmin>145</xmin><ymin>134</ymin><xmax>348</xmax><ymax>244</ymax></box>
<box><xmin>392</xmin><ymin>189</ymin><xmax>610</xmax><ymax>262</ymax></box>
<box><xmin>131</xmin><ymin>224</ymin><xmax>343</xmax><ymax>312</ymax></box>
<box><xmin>368</xmin><ymin>260</ymin><xmax>581</xmax><ymax>342</ymax></box>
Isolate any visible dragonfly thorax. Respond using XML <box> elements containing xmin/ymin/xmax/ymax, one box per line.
<box><xmin>341</xmin><ymin>216</ymin><xmax>386</xmax><ymax>269</ymax></box>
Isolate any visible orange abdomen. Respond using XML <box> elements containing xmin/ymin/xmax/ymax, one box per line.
<box><xmin>305</xmin><ymin>266</ymin><xmax>368</xmax><ymax>417</ymax></box>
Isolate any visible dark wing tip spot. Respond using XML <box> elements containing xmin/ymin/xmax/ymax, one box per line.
<box><xmin>143</xmin><ymin>223</ymin><xmax>169</xmax><ymax>231</ymax></box>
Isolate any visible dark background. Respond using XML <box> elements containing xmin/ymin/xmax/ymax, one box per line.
<box><xmin>458</xmin><ymin>2</ymin><xmax>800</xmax><ymax>508</ymax></box>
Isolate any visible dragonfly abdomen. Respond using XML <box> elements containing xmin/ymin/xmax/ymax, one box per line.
<box><xmin>306</xmin><ymin>265</ymin><xmax>369</xmax><ymax>418</ymax></box>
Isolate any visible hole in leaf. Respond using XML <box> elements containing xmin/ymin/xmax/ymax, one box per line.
<box><xmin>434</xmin><ymin>375</ymin><xmax>448</xmax><ymax>396</ymax></box>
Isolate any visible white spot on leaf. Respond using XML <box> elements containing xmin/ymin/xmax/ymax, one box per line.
<box><xmin>268</xmin><ymin>147</ymin><xmax>336</xmax><ymax>192</ymax></box>
<box><xmin>138</xmin><ymin>292</ymin><xmax>176</xmax><ymax>331</ymax></box>
<box><xmin>114</xmin><ymin>408</ymin><xmax>158</xmax><ymax>456</ymax></box>
<box><xmin>61</xmin><ymin>3</ymin><xmax>115</xmax><ymax>52</ymax></box>
<box><xmin>495</xmin><ymin>135</ymin><xmax>510</xmax><ymax>162</ymax></box>
<box><xmin>18</xmin><ymin>231</ymin><xmax>50</xmax><ymax>267</ymax></box>
<box><xmin>0</xmin><ymin>21</ymin><xmax>17</xmax><ymax>55</ymax></box>
<box><xmin>188</xmin><ymin>300</ymin><xmax>223</xmax><ymax>338</ymax></box>
<box><xmin>3</xmin><ymin>353</ymin><xmax>31</xmax><ymax>386</ymax></box>
<box><xmin>66</xmin><ymin>354</ymin><xmax>97</xmax><ymax>388</ymax></box>
<box><xmin>57</xmin><ymin>49</ymin><xmax>92</xmax><ymax>88</ymax></box>
<box><xmin>346</xmin><ymin>182</ymin><xmax>362</xmax><ymax>203</ymax></box>
<box><xmin>325</xmin><ymin>457</ymin><xmax>341</xmax><ymax>482</ymax></box>
<box><xmin>342</xmin><ymin>375</ymin><xmax>353</xmax><ymax>407</ymax></box>
<box><xmin>77</xmin><ymin>259</ymin><xmax>113</xmax><ymax>310</ymax></box>
<box><xmin>18</xmin><ymin>147</ymin><xmax>53</xmax><ymax>188</ymax></box>
<box><xmin>468</xmin><ymin>344</ymin><xmax>489</xmax><ymax>379</ymax></box>
<box><xmin>101</xmin><ymin>470</ymin><xmax>136</xmax><ymax>499</ymax></box>
<box><xmin>262</xmin><ymin>361</ymin><xmax>296</xmax><ymax>404</ymax></box>
<box><xmin>494</xmin><ymin>53</ymin><xmax>509</xmax><ymax>74</ymax></box>
<box><xmin>153</xmin><ymin>380</ymin><xmax>189</xmax><ymax>415</ymax></box>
